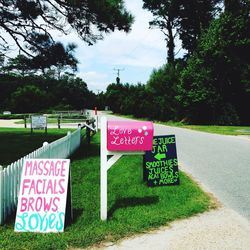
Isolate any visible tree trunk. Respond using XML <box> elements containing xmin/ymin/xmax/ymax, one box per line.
<box><xmin>166</xmin><ymin>19</ymin><xmax>175</xmax><ymax>65</ymax></box>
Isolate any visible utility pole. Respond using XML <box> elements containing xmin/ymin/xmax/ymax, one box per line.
<box><xmin>113</xmin><ymin>68</ymin><xmax>124</xmax><ymax>84</ymax></box>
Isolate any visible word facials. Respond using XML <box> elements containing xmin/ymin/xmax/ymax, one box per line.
<box><xmin>144</xmin><ymin>135</ymin><xmax>179</xmax><ymax>187</ymax></box>
<box><xmin>107</xmin><ymin>121</ymin><xmax>153</xmax><ymax>151</ymax></box>
<box><xmin>15</xmin><ymin>159</ymin><xmax>70</xmax><ymax>233</ymax></box>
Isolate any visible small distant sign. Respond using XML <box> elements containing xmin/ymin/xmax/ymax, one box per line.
<box><xmin>107</xmin><ymin>121</ymin><xmax>154</xmax><ymax>151</ymax></box>
<box><xmin>3</xmin><ymin>111</ymin><xmax>11</xmax><ymax>115</ymax></box>
<box><xmin>144</xmin><ymin>135</ymin><xmax>179</xmax><ymax>187</ymax></box>
<box><xmin>31</xmin><ymin>115</ymin><xmax>47</xmax><ymax>129</ymax></box>
<box><xmin>15</xmin><ymin>159</ymin><xmax>70</xmax><ymax>233</ymax></box>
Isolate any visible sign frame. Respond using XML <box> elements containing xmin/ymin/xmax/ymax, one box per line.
<box><xmin>31</xmin><ymin>115</ymin><xmax>47</xmax><ymax>133</ymax></box>
<box><xmin>144</xmin><ymin>135</ymin><xmax>180</xmax><ymax>187</ymax></box>
<box><xmin>14</xmin><ymin>159</ymin><xmax>70</xmax><ymax>233</ymax></box>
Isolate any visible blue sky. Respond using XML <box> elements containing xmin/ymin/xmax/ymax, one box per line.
<box><xmin>53</xmin><ymin>0</ymin><xmax>185</xmax><ymax>93</ymax></box>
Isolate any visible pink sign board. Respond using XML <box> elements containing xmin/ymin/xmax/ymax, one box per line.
<box><xmin>107</xmin><ymin>120</ymin><xmax>154</xmax><ymax>151</ymax></box>
<box><xmin>14</xmin><ymin>159</ymin><xmax>70</xmax><ymax>233</ymax></box>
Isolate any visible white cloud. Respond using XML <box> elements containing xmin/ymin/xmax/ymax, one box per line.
<box><xmin>52</xmin><ymin>0</ymin><xmax>169</xmax><ymax>69</ymax></box>
<box><xmin>77</xmin><ymin>71</ymin><xmax>109</xmax><ymax>92</ymax></box>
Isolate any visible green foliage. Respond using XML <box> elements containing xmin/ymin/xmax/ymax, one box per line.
<box><xmin>224</xmin><ymin>0</ymin><xmax>249</xmax><ymax>14</ymax></box>
<box><xmin>2</xmin><ymin>55</ymin><xmax>32</xmax><ymax>76</ymax></box>
<box><xmin>0</xmin><ymin>74</ymin><xmax>96</xmax><ymax>113</ymax></box>
<box><xmin>1</xmin><ymin>40</ymin><xmax>79</xmax><ymax>78</ymax></box>
<box><xmin>146</xmin><ymin>63</ymin><xmax>182</xmax><ymax>120</ymax></box>
<box><xmin>105</xmin><ymin>83</ymin><xmax>127</xmax><ymax>113</ymax></box>
<box><xmin>177</xmin><ymin>9</ymin><xmax>250</xmax><ymax>124</ymax></box>
<box><xmin>105</xmin><ymin>63</ymin><xmax>183</xmax><ymax>121</ymax></box>
<box><xmin>10</xmin><ymin>85</ymin><xmax>48</xmax><ymax>113</ymax></box>
<box><xmin>176</xmin><ymin>0</ymin><xmax>221</xmax><ymax>54</ymax></box>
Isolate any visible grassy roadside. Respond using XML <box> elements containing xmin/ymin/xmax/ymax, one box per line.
<box><xmin>113</xmin><ymin>114</ymin><xmax>250</xmax><ymax>136</ymax></box>
<box><xmin>161</xmin><ymin>123</ymin><xmax>250</xmax><ymax>136</ymax></box>
<box><xmin>0</xmin><ymin>128</ymin><xmax>73</xmax><ymax>167</ymax></box>
<box><xmin>0</xmin><ymin>131</ymin><xmax>217</xmax><ymax>250</ymax></box>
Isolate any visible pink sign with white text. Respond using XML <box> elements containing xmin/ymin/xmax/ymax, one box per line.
<box><xmin>107</xmin><ymin>121</ymin><xmax>154</xmax><ymax>151</ymax></box>
<box><xmin>14</xmin><ymin>159</ymin><xmax>70</xmax><ymax>233</ymax></box>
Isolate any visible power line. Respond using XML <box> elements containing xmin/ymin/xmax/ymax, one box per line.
<box><xmin>113</xmin><ymin>68</ymin><xmax>124</xmax><ymax>78</ymax></box>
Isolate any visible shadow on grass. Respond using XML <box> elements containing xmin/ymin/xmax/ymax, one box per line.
<box><xmin>108</xmin><ymin>196</ymin><xmax>159</xmax><ymax>218</ymax></box>
<box><xmin>72</xmin><ymin>208</ymin><xmax>84</xmax><ymax>223</ymax></box>
<box><xmin>71</xmin><ymin>141</ymin><xmax>100</xmax><ymax>160</ymax></box>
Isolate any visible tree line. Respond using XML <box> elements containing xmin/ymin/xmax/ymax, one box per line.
<box><xmin>0</xmin><ymin>73</ymin><xmax>96</xmax><ymax>113</ymax></box>
<box><xmin>105</xmin><ymin>0</ymin><xmax>250</xmax><ymax>125</ymax></box>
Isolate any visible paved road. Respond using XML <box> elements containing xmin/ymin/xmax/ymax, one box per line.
<box><xmin>101</xmin><ymin>113</ymin><xmax>250</xmax><ymax>221</ymax></box>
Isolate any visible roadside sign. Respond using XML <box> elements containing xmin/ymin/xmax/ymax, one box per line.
<box><xmin>31</xmin><ymin>115</ymin><xmax>47</xmax><ymax>133</ymax></box>
<box><xmin>31</xmin><ymin>115</ymin><xmax>47</xmax><ymax>129</ymax></box>
<box><xmin>14</xmin><ymin>159</ymin><xmax>70</xmax><ymax>233</ymax></box>
<box><xmin>144</xmin><ymin>135</ymin><xmax>179</xmax><ymax>187</ymax></box>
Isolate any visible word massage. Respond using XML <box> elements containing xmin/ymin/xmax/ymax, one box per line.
<box><xmin>15</xmin><ymin>159</ymin><xmax>70</xmax><ymax>233</ymax></box>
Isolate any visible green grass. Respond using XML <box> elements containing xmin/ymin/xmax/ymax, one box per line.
<box><xmin>0</xmin><ymin>132</ymin><xmax>216</xmax><ymax>250</ymax></box>
<box><xmin>163</xmin><ymin>123</ymin><xmax>250</xmax><ymax>136</ymax></box>
<box><xmin>0</xmin><ymin>128</ymin><xmax>72</xmax><ymax>166</ymax></box>
<box><xmin>113</xmin><ymin>113</ymin><xmax>250</xmax><ymax>136</ymax></box>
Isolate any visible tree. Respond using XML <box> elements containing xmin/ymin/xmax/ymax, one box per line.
<box><xmin>177</xmin><ymin>7</ymin><xmax>250</xmax><ymax>124</ymax></box>
<box><xmin>3</xmin><ymin>54</ymin><xmax>33</xmax><ymax>76</ymax></box>
<box><xmin>0</xmin><ymin>54</ymin><xmax>4</xmax><ymax>67</ymax></box>
<box><xmin>143</xmin><ymin>0</ymin><xmax>221</xmax><ymax>62</ymax></box>
<box><xmin>105</xmin><ymin>83</ymin><xmax>127</xmax><ymax>113</ymax></box>
<box><xmin>176</xmin><ymin>0</ymin><xmax>221</xmax><ymax>54</ymax></box>
<box><xmin>31</xmin><ymin>39</ymin><xmax>79</xmax><ymax>78</ymax></box>
<box><xmin>2</xmin><ymin>40</ymin><xmax>78</xmax><ymax>78</ymax></box>
<box><xmin>224</xmin><ymin>0</ymin><xmax>240</xmax><ymax>13</ymax></box>
<box><xmin>0</xmin><ymin>0</ymin><xmax>134</xmax><ymax>55</ymax></box>
<box><xmin>146</xmin><ymin>63</ymin><xmax>182</xmax><ymax>120</ymax></box>
<box><xmin>143</xmin><ymin>0</ymin><xmax>179</xmax><ymax>64</ymax></box>
<box><xmin>10</xmin><ymin>85</ymin><xmax>48</xmax><ymax>113</ymax></box>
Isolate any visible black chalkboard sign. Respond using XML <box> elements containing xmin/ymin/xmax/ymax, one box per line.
<box><xmin>144</xmin><ymin>135</ymin><xmax>179</xmax><ymax>187</ymax></box>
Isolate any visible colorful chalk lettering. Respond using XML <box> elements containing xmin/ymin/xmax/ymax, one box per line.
<box><xmin>15</xmin><ymin>159</ymin><xmax>70</xmax><ymax>233</ymax></box>
<box><xmin>107</xmin><ymin>121</ymin><xmax>154</xmax><ymax>151</ymax></box>
<box><xmin>144</xmin><ymin>135</ymin><xmax>179</xmax><ymax>187</ymax></box>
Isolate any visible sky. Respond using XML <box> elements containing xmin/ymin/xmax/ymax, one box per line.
<box><xmin>3</xmin><ymin>0</ymin><xmax>184</xmax><ymax>94</ymax></box>
<box><xmin>53</xmin><ymin>0</ymin><xmax>183</xmax><ymax>93</ymax></box>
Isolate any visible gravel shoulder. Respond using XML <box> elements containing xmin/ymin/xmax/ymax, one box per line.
<box><xmin>0</xmin><ymin>119</ymin><xmax>24</xmax><ymax>128</ymax></box>
<box><xmin>85</xmin><ymin>207</ymin><xmax>250</xmax><ymax>250</ymax></box>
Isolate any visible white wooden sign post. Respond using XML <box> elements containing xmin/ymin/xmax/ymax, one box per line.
<box><xmin>100</xmin><ymin>117</ymin><xmax>154</xmax><ymax>220</ymax></box>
